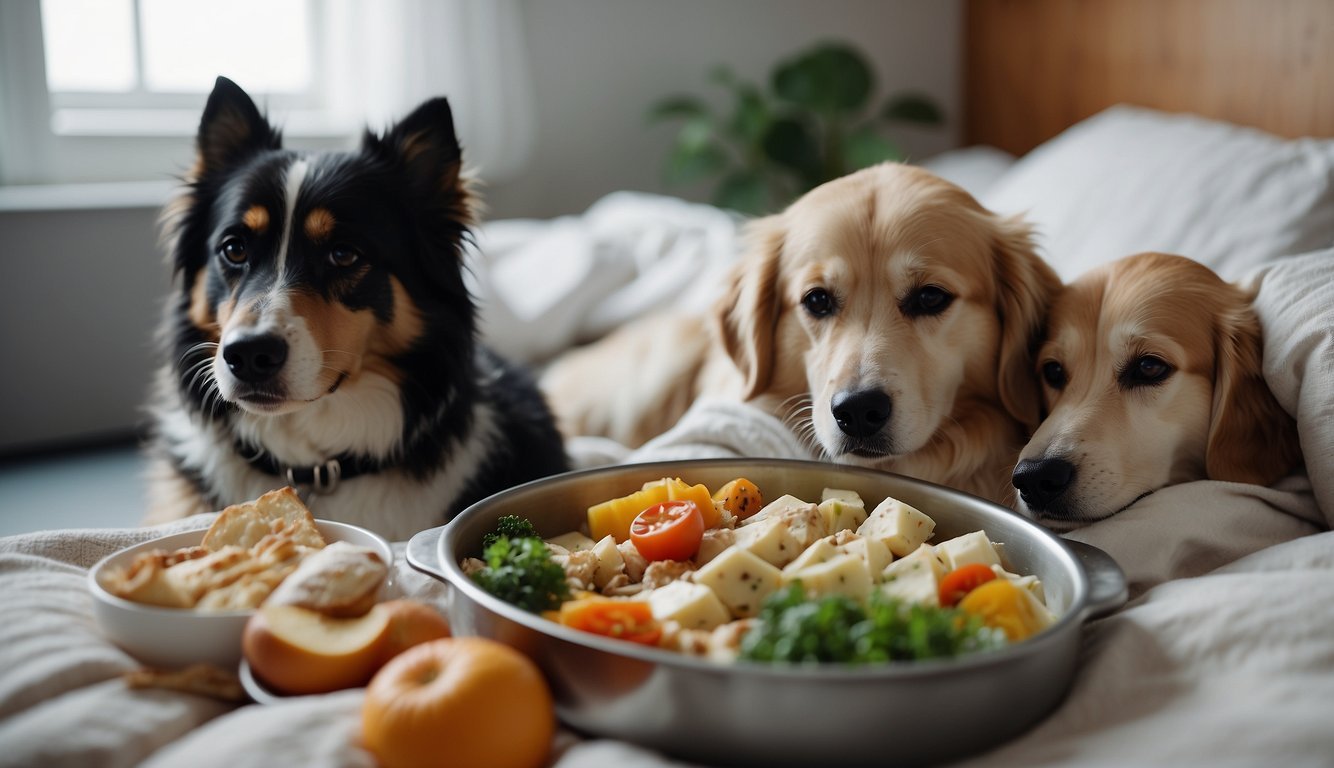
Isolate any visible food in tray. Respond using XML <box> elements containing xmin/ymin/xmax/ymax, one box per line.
<box><xmin>465</xmin><ymin>478</ymin><xmax>1055</xmax><ymax>663</ymax></box>
<box><xmin>102</xmin><ymin>487</ymin><xmax>389</xmax><ymax>612</ymax></box>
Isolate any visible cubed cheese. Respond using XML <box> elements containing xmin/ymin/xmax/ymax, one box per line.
<box><xmin>818</xmin><ymin>497</ymin><xmax>868</xmax><ymax>534</ymax></box>
<box><xmin>784</xmin><ymin>553</ymin><xmax>872</xmax><ymax>602</ymax></box>
<box><xmin>936</xmin><ymin>531</ymin><xmax>1001</xmax><ymax>571</ymax></box>
<box><xmin>647</xmin><ymin>581</ymin><xmax>731</xmax><ymax>631</ymax></box>
<box><xmin>693</xmin><ymin>546</ymin><xmax>783</xmax><ymax>619</ymax></box>
<box><xmin>834</xmin><ymin>535</ymin><xmax>893</xmax><ymax>579</ymax></box>
<box><xmin>733</xmin><ymin>517</ymin><xmax>803</xmax><ymax>568</ymax></box>
<box><xmin>695</xmin><ymin>528</ymin><xmax>737</xmax><ymax>566</ymax></box>
<box><xmin>590</xmin><ymin>535</ymin><xmax>625</xmax><ymax>590</ymax></box>
<box><xmin>821</xmin><ymin>488</ymin><xmax>864</xmax><ymax>504</ymax></box>
<box><xmin>878</xmin><ymin>543</ymin><xmax>944</xmax><ymax>607</ymax></box>
<box><xmin>781</xmin><ymin>538</ymin><xmax>840</xmax><ymax>576</ymax></box>
<box><xmin>546</xmin><ymin>531</ymin><xmax>596</xmax><ymax>552</ymax></box>
<box><xmin>857</xmin><ymin>497</ymin><xmax>935</xmax><ymax>556</ymax></box>
<box><xmin>745</xmin><ymin>495</ymin><xmax>828</xmax><ymax>548</ymax></box>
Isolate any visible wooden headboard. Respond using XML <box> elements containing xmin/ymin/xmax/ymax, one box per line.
<box><xmin>964</xmin><ymin>0</ymin><xmax>1334</xmax><ymax>156</ymax></box>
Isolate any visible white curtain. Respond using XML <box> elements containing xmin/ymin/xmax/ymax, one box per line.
<box><xmin>322</xmin><ymin>0</ymin><xmax>536</xmax><ymax>183</ymax></box>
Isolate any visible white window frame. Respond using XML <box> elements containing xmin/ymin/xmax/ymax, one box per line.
<box><xmin>0</xmin><ymin>0</ymin><xmax>535</xmax><ymax>193</ymax></box>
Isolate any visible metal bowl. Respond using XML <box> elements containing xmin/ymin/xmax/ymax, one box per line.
<box><xmin>407</xmin><ymin>458</ymin><xmax>1126</xmax><ymax>767</ymax></box>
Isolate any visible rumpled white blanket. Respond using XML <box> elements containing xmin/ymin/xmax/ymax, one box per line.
<box><xmin>1</xmin><ymin>193</ymin><xmax>1331</xmax><ymax>765</ymax></box>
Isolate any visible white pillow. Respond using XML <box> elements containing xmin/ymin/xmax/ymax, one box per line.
<box><xmin>982</xmin><ymin>106</ymin><xmax>1334</xmax><ymax>281</ymax></box>
<box><xmin>918</xmin><ymin>145</ymin><xmax>1016</xmax><ymax>201</ymax></box>
<box><xmin>1250</xmin><ymin>248</ymin><xmax>1334</xmax><ymax>527</ymax></box>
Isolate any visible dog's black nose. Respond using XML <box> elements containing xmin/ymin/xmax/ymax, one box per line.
<box><xmin>222</xmin><ymin>333</ymin><xmax>288</xmax><ymax>384</ymax></box>
<box><xmin>831</xmin><ymin>388</ymin><xmax>892</xmax><ymax>438</ymax></box>
<box><xmin>1012</xmin><ymin>457</ymin><xmax>1076</xmax><ymax>509</ymax></box>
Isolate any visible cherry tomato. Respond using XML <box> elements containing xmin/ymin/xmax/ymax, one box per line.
<box><xmin>630</xmin><ymin>500</ymin><xmax>705</xmax><ymax>561</ymax></box>
<box><xmin>558</xmin><ymin>598</ymin><xmax>662</xmax><ymax>645</ymax></box>
<box><xmin>938</xmin><ymin>563</ymin><xmax>999</xmax><ymax>607</ymax></box>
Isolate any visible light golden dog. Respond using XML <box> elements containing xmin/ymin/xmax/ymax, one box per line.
<box><xmin>1012</xmin><ymin>252</ymin><xmax>1301</xmax><ymax>529</ymax></box>
<box><xmin>542</xmin><ymin>163</ymin><xmax>1062</xmax><ymax>504</ymax></box>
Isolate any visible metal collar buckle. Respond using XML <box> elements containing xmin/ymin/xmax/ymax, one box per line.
<box><xmin>285</xmin><ymin>458</ymin><xmax>343</xmax><ymax>495</ymax></box>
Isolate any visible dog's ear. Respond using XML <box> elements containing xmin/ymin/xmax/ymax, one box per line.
<box><xmin>1205</xmin><ymin>298</ymin><xmax>1301</xmax><ymax>484</ymax></box>
<box><xmin>715</xmin><ymin>216</ymin><xmax>784</xmax><ymax>398</ymax></box>
<box><xmin>366</xmin><ymin>97</ymin><xmax>475</xmax><ymax>221</ymax></box>
<box><xmin>989</xmin><ymin>213</ymin><xmax>1061</xmax><ymax>431</ymax></box>
<box><xmin>195</xmin><ymin>76</ymin><xmax>281</xmax><ymax>177</ymax></box>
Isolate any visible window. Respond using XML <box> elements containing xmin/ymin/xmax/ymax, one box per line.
<box><xmin>0</xmin><ymin>0</ymin><xmax>535</xmax><ymax>190</ymax></box>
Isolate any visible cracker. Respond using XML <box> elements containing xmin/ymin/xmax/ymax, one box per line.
<box><xmin>201</xmin><ymin>487</ymin><xmax>326</xmax><ymax>551</ymax></box>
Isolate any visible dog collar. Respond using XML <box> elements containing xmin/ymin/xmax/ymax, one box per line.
<box><xmin>237</xmin><ymin>443</ymin><xmax>384</xmax><ymax>495</ymax></box>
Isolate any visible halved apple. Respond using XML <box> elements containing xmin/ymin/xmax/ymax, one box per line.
<box><xmin>242</xmin><ymin>603</ymin><xmax>392</xmax><ymax>695</ymax></box>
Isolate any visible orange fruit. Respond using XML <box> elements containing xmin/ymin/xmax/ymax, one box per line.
<box><xmin>361</xmin><ymin>637</ymin><xmax>554</xmax><ymax>768</ymax></box>
<box><xmin>376</xmin><ymin>599</ymin><xmax>452</xmax><ymax>666</ymax></box>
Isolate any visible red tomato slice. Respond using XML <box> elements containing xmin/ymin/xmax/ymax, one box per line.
<box><xmin>559</xmin><ymin>599</ymin><xmax>662</xmax><ymax>645</ymax></box>
<box><xmin>630</xmin><ymin>500</ymin><xmax>705</xmax><ymax>562</ymax></box>
<box><xmin>938</xmin><ymin>563</ymin><xmax>999</xmax><ymax>607</ymax></box>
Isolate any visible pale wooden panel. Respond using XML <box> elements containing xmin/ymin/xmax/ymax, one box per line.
<box><xmin>965</xmin><ymin>0</ymin><xmax>1334</xmax><ymax>155</ymax></box>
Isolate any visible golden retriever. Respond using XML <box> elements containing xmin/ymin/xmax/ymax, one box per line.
<box><xmin>1012</xmin><ymin>252</ymin><xmax>1301</xmax><ymax>529</ymax></box>
<box><xmin>542</xmin><ymin>163</ymin><xmax>1061</xmax><ymax>505</ymax></box>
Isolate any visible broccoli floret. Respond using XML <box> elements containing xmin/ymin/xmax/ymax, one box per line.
<box><xmin>739</xmin><ymin>582</ymin><xmax>1004</xmax><ymax>664</ymax></box>
<box><xmin>471</xmin><ymin>524</ymin><xmax>569</xmax><ymax>613</ymax></box>
<box><xmin>481</xmin><ymin>515</ymin><xmax>540</xmax><ymax>549</ymax></box>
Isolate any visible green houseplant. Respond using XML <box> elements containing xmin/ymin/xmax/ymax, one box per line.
<box><xmin>649</xmin><ymin>40</ymin><xmax>944</xmax><ymax>215</ymax></box>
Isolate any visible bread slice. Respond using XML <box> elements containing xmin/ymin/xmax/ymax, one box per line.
<box><xmin>202</xmin><ymin>487</ymin><xmax>326</xmax><ymax>552</ymax></box>
<box><xmin>263</xmin><ymin>542</ymin><xmax>388</xmax><ymax>617</ymax></box>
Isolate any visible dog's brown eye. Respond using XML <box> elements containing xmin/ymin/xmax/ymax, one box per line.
<box><xmin>802</xmin><ymin>288</ymin><xmax>836</xmax><ymax>318</ymax></box>
<box><xmin>218</xmin><ymin>236</ymin><xmax>248</xmax><ymax>265</ymax></box>
<box><xmin>903</xmin><ymin>285</ymin><xmax>953</xmax><ymax>317</ymax></box>
<box><xmin>328</xmin><ymin>246</ymin><xmax>361</xmax><ymax>268</ymax></box>
<box><xmin>1041</xmin><ymin>360</ymin><xmax>1067</xmax><ymax>389</ymax></box>
<box><xmin>1123</xmin><ymin>355</ymin><xmax>1173</xmax><ymax>387</ymax></box>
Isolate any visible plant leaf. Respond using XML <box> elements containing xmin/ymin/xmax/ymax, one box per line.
<box><xmin>647</xmin><ymin>95</ymin><xmax>709</xmax><ymax>123</ymax></box>
<box><xmin>713</xmin><ymin>170</ymin><xmax>771</xmax><ymax>215</ymax></box>
<box><xmin>881</xmin><ymin>93</ymin><xmax>944</xmax><ymax>125</ymax></box>
<box><xmin>772</xmin><ymin>42</ymin><xmax>873</xmax><ymax>115</ymax></box>
<box><xmin>663</xmin><ymin>138</ymin><xmax>729</xmax><ymax>186</ymax></box>
<box><xmin>728</xmin><ymin>84</ymin><xmax>770</xmax><ymax>144</ymax></box>
<box><xmin>842</xmin><ymin>126</ymin><xmax>902</xmax><ymax>171</ymax></box>
<box><xmin>761</xmin><ymin>117</ymin><xmax>820</xmax><ymax>177</ymax></box>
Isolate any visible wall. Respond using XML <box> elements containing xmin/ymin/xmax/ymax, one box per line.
<box><xmin>0</xmin><ymin>0</ymin><xmax>961</xmax><ymax>453</ymax></box>
<box><xmin>486</xmin><ymin>0</ymin><xmax>962</xmax><ymax>219</ymax></box>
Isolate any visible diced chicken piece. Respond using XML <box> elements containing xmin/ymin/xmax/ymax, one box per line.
<box><xmin>617</xmin><ymin>540</ymin><xmax>648</xmax><ymax>583</ymax></box>
<box><xmin>693</xmin><ymin>546</ymin><xmax>782</xmax><ymax>619</ymax></box>
<box><xmin>706</xmin><ymin>618</ymin><xmax>757</xmax><ymax>662</ymax></box>
<box><xmin>641</xmin><ymin>559</ymin><xmax>695</xmax><ymax>591</ymax></box>
<box><xmin>554</xmin><ymin>548</ymin><xmax>598</xmax><ymax>591</ymax></box>
<box><xmin>648</xmin><ymin>582</ymin><xmax>730</xmax><ymax>631</ymax></box>
<box><xmin>936</xmin><ymin>531</ymin><xmax>1001</xmax><ymax>571</ymax></box>
<box><xmin>783</xmin><ymin>553</ymin><xmax>872</xmax><ymax>602</ymax></box>
<box><xmin>661</xmin><ymin>624</ymin><xmax>714</xmax><ymax>657</ymax></box>
<box><xmin>696</xmin><ymin>528</ymin><xmax>737</xmax><ymax>566</ymax></box>
<box><xmin>601</xmin><ymin>573</ymin><xmax>641</xmax><ymax>596</ymax></box>
<box><xmin>857</xmin><ymin>497</ymin><xmax>935</xmax><ymax>557</ymax></box>
<box><xmin>460</xmin><ymin>557</ymin><xmax>487</xmax><ymax>577</ymax></box>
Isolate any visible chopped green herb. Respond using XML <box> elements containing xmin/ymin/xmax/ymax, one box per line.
<box><xmin>738</xmin><ymin>583</ymin><xmax>1004</xmax><ymax>664</ymax></box>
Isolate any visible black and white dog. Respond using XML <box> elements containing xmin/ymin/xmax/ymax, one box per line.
<box><xmin>146</xmin><ymin>77</ymin><xmax>568</xmax><ymax>540</ymax></box>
